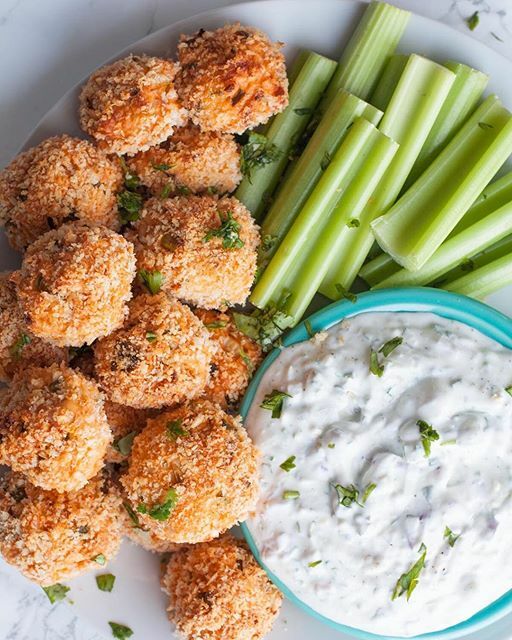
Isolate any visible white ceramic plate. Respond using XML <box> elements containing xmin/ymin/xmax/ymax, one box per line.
<box><xmin>2</xmin><ymin>1</ymin><xmax>512</xmax><ymax>638</ymax></box>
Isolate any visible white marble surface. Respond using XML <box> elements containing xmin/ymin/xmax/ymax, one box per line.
<box><xmin>0</xmin><ymin>0</ymin><xmax>512</xmax><ymax>638</ymax></box>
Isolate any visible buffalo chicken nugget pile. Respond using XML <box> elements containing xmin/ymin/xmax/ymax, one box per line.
<box><xmin>0</xmin><ymin>135</ymin><xmax>123</xmax><ymax>251</ymax></box>
<box><xmin>128</xmin><ymin>123</ymin><xmax>242</xmax><ymax>197</ymax></box>
<box><xmin>161</xmin><ymin>533</ymin><xmax>283</xmax><ymax>640</ymax></box>
<box><xmin>175</xmin><ymin>24</ymin><xmax>288</xmax><ymax>133</ymax></box>
<box><xmin>0</xmin><ymin>363</ymin><xmax>111</xmax><ymax>492</ymax></box>
<box><xmin>195</xmin><ymin>309</ymin><xmax>263</xmax><ymax>408</ymax></box>
<box><xmin>94</xmin><ymin>292</ymin><xmax>215</xmax><ymax>408</ymax></box>
<box><xmin>128</xmin><ymin>194</ymin><xmax>259</xmax><ymax>309</ymax></box>
<box><xmin>0</xmin><ymin>471</ymin><xmax>122</xmax><ymax>586</ymax></box>
<box><xmin>79</xmin><ymin>54</ymin><xmax>188</xmax><ymax>155</ymax></box>
<box><xmin>0</xmin><ymin>272</ymin><xmax>67</xmax><ymax>382</ymax></box>
<box><xmin>121</xmin><ymin>400</ymin><xmax>260</xmax><ymax>544</ymax></box>
<box><xmin>13</xmin><ymin>222</ymin><xmax>136</xmax><ymax>347</ymax></box>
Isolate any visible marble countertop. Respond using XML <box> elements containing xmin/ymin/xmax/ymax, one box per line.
<box><xmin>0</xmin><ymin>0</ymin><xmax>511</xmax><ymax>638</ymax></box>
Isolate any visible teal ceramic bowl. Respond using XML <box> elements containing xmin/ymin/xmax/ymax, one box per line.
<box><xmin>240</xmin><ymin>287</ymin><xmax>512</xmax><ymax>640</ymax></box>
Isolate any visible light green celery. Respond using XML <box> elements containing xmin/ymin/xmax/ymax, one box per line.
<box><xmin>439</xmin><ymin>234</ymin><xmax>512</xmax><ymax>285</ymax></box>
<box><xmin>373</xmin><ymin>200</ymin><xmax>512</xmax><ymax>289</ymax></box>
<box><xmin>371</xmin><ymin>95</ymin><xmax>512</xmax><ymax>271</ymax></box>
<box><xmin>360</xmin><ymin>169</ymin><xmax>512</xmax><ymax>286</ymax></box>
<box><xmin>258</xmin><ymin>90</ymin><xmax>382</xmax><ymax>267</ymax></box>
<box><xmin>235</xmin><ymin>51</ymin><xmax>337</xmax><ymax>219</ymax></box>
<box><xmin>250</xmin><ymin>118</ymin><xmax>397</xmax><ymax>315</ymax></box>
<box><xmin>321</xmin><ymin>1</ymin><xmax>410</xmax><ymax>106</ymax></box>
<box><xmin>405</xmin><ymin>61</ymin><xmax>489</xmax><ymax>187</ymax></box>
<box><xmin>442</xmin><ymin>253</ymin><xmax>512</xmax><ymax>299</ymax></box>
<box><xmin>370</xmin><ymin>54</ymin><xmax>408</xmax><ymax>111</ymax></box>
<box><xmin>320</xmin><ymin>55</ymin><xmax>455</xmax><ymax>298</ymax></box>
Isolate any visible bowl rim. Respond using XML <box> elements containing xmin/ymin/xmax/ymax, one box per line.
<box><xmin>240</xmin><ymin>286</ymin><xmax>512</xmax><ymax>640</ymax></box>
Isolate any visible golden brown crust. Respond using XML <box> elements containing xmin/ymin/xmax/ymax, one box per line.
<box><xmin>175</xmin><ymin>24</ymin><xmax>288</xmax><ymax>133</ymax></box>
<box><xmin>120</xmin><ymin>400</ymin><xmax>260</xmax><ymax>543</ymax></box>
<box><xmin>161</xmin><ymin>533</ymin><xmax>282</xmax><ymax>639</ymax></box>
<box><xmin>79</xmin><ymin>55</ymin><xmax>188</xmax><ymax>155</ymax></box>
<box><xmin>0</xmin><ymin>471</ymin><xmax>122</xmax><ymax>586</ymax></box>
<box><xmin>94</xmin><ymin>292</ymin><xmax>214</xmax><ymax>408</ymax></box>
<box><xmin>13</xmin><ymin>222</ymin><xmax>136</xmax><ymax>347</ymax></box>
<box><xmin>127</xmin><ymin>194</ymin><xmax>259</xmax><ymax>309</ymax></box>
<box><xmin>0</xmin><ymin>363</ymin><xmax>111</xmax><ymax>492</ymax></box>
<box><xmin>194</xmin><ymin>309</ymin><xmax>262</xmax><ymax>409</ymax></box>
<box><xmin>127</xmin><ymin>123</ymin><xmax>242</xmax><ymax>197</ymax></box>
<box><xmin>0</xmin><ymin>135</ymin><xmax>123</xmax><ymax>251</ymax></box>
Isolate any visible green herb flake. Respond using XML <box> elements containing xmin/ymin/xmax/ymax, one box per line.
<box><xmin>440</xmin><ymin>439</ymin><xmax>457</xmax><ymax>446</ymax></box>
<box><xmin>113</xmin><ymin>431</ymin><xmax>137</xmax><ymax>456</ymax></box>
<box><xmin>239</xmin><ymin>348</ymin><xmax>253</xmax><ymax>373</ymax></box>
<box><xmin>93</xmin><ymin>554</ymin><xmax>106</xmax><ymax>565</ymax></box>
<box><xmin>362</xmin><ymin>482</ymin><xmax>377</xmax><ymax>504</ymax></box>
<box><xmin>304</xmin><ymin>319</ymin><xmax>315</xmax><ymax>339</ymax></box>
<box><xmin>96</xmin><ymin>573</ymin><xmax>116</xmax><ymax>592</ymax></box>
<box><xmin>460</xmin><ymin>258</ymin><xmax>475</xmax><ymax>272</ymax></box>
<box><xmin>205</xmin><ymin>320</ymin><xmax>227</xmax><ymax>330</ymax></box>
<box><xmin>123</xmin><ymin>501</ymin><xmax>142</xmax><ymax>529</ymax></box>
<box><xmin>138</xmin><ymin>269</ymin><xmax>163</xmax><ymax>295</ymax></box>
<box><xmin>308</xmin><ymin>560</ymin><xmax>322</xmax><ymax>568</ymax></box>
<box><xmin>10</xmin><ymin>333</ymin><xmax>30</xmax><ymax>359</ymax></box>
<box><xmin>240</xmin><ymin>132</ymin><xmax>281</xmax><ymax>182</ymax></box>
<box><xmin>370</xmin><ymin>350</ymin><xmax>384</xmax><ymax>377</ymax></box>
<box><xmin>467</xmin><ymin>11</ymin><xmax>479</xmax><ymax>31</ymax></box>
<box><xmin>146</xmin><ymin>331</ymin><xmax>157</xmax><ymax>342</ymax></box>
<box><xmin>118</xmin><ymin>190</ymin><xmax>143</xmax><ymax>223</ymax></box>
<box><xmin>335</xmin><ymin>283</ymin><xmax>357</xmax><ymax>303</ymax></box>
<box><xmin>260</xmin><ymin>389</ymin><xmax>292</xmax><ymax>419</ymax></box>
<box><xmin>203</xmin><ymin>212</ymin><xmax>244</xmax><ymax>249</ymax></box>
<box><xmin>152</xmin><ymin>163</ymin><xmax>172</xmax><ymax>172</ymax></box>
<box><xmin>478</xmin><ymin>121</ymin><xmax>494</xmax><ymax>130</ymax></box>
<box><xmin>283</xmin><ymin>490</ymin><xmax>300</xmax><ymax>500</ymax></box>
<box><xmin>327</xmin><ymin>443</ymin><xmax>335</xmax><ymax>449</ymax></box>
<box><xmin>166</xmin><ymin>419</ymin><xmax>189</xmax><ymax>441</ymax></box>
<box><xmin>505</xmin><ymin>386</ymin><xmax>512</xmax><ymax>396</ymax></box>
<box><xmin>233</xmin><ymin>305</ymin><xmax>294</xmax><ymax>352</ymax></box>
<box><xmin>42</xmin><ymin>583</ymin><xmax>70</xmax><ymax>604</ymax></box>
<box><xmin>320</xmin><ymin>150</ymin><xmax>332</xmax><ymax>171</ymax></box>
<box><xmin>177</xmin><ymin>185</ymin><xmax>191</xmax><ymax>196</ymax></box>
<box><xmin>160</xmin><ymin>183</ymin><xmax>173</xmax><ymax>199</ymax></box>
<box><xmin>444</xmin><ymin>526</ymin><xmax>461</xmax><ymax>548</ymax></box>
<box><xmin>207</xmin><ymin>186</ymin><xmax>219</xmax><ymax>195</ymax></box>
<box><xmin>109</xmin><ymin>622</ymin><xmax>133</xmax><ymax>639</ymax></box>
<box><xmin>294</xmin><ymin>107</ymin><xmax>313</xmax><ymax>116</ymax></box>
<box><xmin>417</xmin><ymin>420</ymin><xmax>440</xmax><ymax>457</ymax></box>
<box><xmin>347</xmin><ymin>218</ymin><xmax>360</xmax><ymax>228</ymax></box>
<box><xmin>137</xmin><ymin>488</ymin><xmax>178</xmax><ymax>521</ymax></box>
<box><xmin>379</xmin><ymin>336</ymin><xmax>403</xmax><ymax>358</ymax></box>
<box><xmin>280</xmin><ymin>455</ymin><xmax>296</xmax><ymax>472</ymax></box>
<box><xmin>333</xmin><ymin>483</ymin><xmax>362</xmax><ymax>508</ymax></box>
<box><xmin>392</xmin><ymin>543</ymin><xmax>427</xmax><ymax>601</ymax></box>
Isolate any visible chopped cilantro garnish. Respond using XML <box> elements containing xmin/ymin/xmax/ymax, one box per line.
<box><xmin>96</xmin><ymin>573</ymin><xmax>116</xmax><ymax>592</ymax></box>
<box><xmin>294</xmin><ymin>107</ymin><xmax>313</xmax><ymax>116</ymax></box>
<box><xmin>123</xmin><ymin>501</ymin><xmax>143</xmax><ymax>529</ymax></box>
<box><xmin>233</xmin><ymin>304</ymin><xmax>294</xmax><ymax>352</ymax></box>
<box><xmin>160</xmin><ymin>183</ymin><xmax>173</xmax><ymax>199</ymax></box>
<box><xmin>109</xmin><ymin>622</ymin><xmax>133</xmax><ymax>639</ymax></box>
<box><xmin>335</xmin><ymin>283</ymin><xmax>357</xmax><ymax>303</ymax></box>
<box><xmin>283</xmin><ymin>490</ymin><xmax>300</xmax><ymax>500</ymax></box>
<box><xmin>203</xmin><ymin>212</ymin><xmax>244</xmax><ymax>249</ymax></box>
<box><xmin>137</xmin><ymin>488</ymin><xmax>178</xmax><ymax>521</ymax></box>
<box><xmin>113</xmin><ymin>431</ymin><xmax>136</xmax><ymax>456</ymax></box>
<box><xmin>146</xmin><ymin>331</ymin><xmax>157</xmax><ymax>342</ymax></box>
<box><xmin>304</xmin><ymin>319</ymin><xmax>314</xmax><ymax>338</ymax></box>
<box><xmin>10</xmin><ymin>333</ymin><xmax>30</xmax><ymax>359</ymax></box>
<box><xmin>205</xmin><ymin>320</ymin><xmax>227</xmax><ymax>330</ymax></box>
<box><xmin>379</xmin><ymin>336</ymin><xmax>403</xmax><ymax>358</ymax></box>
<box><xmin>240</xmin><ymin>132</ymin><xmax>281</xmax><ymax>183</ymax></box>
<box><xmin>239</xmin><ymin>348</ymin><xmax>253</xmax><ymax>373</ymax></box>
<box><xmin>166</xmin><ymin>419</ymin><xmax>188</xmax><ymax>441</ymax></box>
<box><xmin>392</xmin><ymin>543</ymin><xmax>427</xmax><ymax>601</ymax></box>
<box><xmin>505</xmin><ymin>385</ymin><xmax>512</xmax><ymax>396</ymax></box>
<box><xmin>467</xmin><ymin>11</ymin><xmax>479</xmax><ymax>31</ymax></box>
<box><xmin>369</xmin><ymin>350</ymin><xmax>384</xmax><ymax>377</ymax></box>
<box><xmin>347</xmin><ymin>218</ymin><xmax>360</xmax><ymax>228</ymax></box>
<box><xmin>93</xmin><ymin>554</ymin><xmax>106</xmax><ymax>565</ymax></box>
<box><xmin>207</xmin><ymin>185</ymin><xmax>219</xmax><ymax>195</ymax></box>
<box><xmin>152</xmin><ymin>163</ymin><xmax>172</xmax><ymax>172</ymax></box>
<box><xmin>444</xmin><ymin>526</ymin><xmax>461</xmax><ymax>548</ymax></box>
<box><xmin>138</xmin><ymin>269</ymin><xmax>163</xmax><ymax>295</ymax></box>
<box><xmin>177</xmin><ymin>185</ymin><xmax>191</xmax><ymax>196</ymax></box>
<box><xmin>308</xmin><ymin>560</ymin><xmax>322</xmax><ymax>567</ymax></box>
<box><xmin>42</xmin><ymin>583</ymin><xmax>70</xmax><ymax>604</ymax></box>
<box><xmin>327</xmin><ymin>443</ymin><xmax>335</xmax><ymax>449</ymax></box>
<box><xmin>260</xmin><ymin>389</ymin><xmax>292</xmax><ymax>419</ymax></box>
<box><xmin>370</xmin><ymin>336</ymin><xmax>403</xmax><ymax>376</ymax></box>
<box><xmin>118</xmin><ymin>190</ymin><xmax>143</xmax><ymax>223</ymax></box>
<box><xmin>280</xmin><ymin>455</ymin><xmax>296</xmax><ymax>472</ymax></box>
<box><xmin>362</xmin><ymin>482</ymin><xmax>377</xmax><ymax>504</ymax></box>
<box><xmin>417</xmin><ymin>420</ymin><xmax>440</xmax><ymax>457</ymax></box>
<box><xmin>440</xmin><ymin>439</ymin><xmax>457</xmax><ymax>446</ymax></box>
<box><xmin>333</xmin><ymin>483</ymin><xmax>362</xmax><ymax>508</ymax></box>
<box><xmin>119</xmin><ymin>158</ymin><xmax>140</xmax><ymax>191</ymax></box>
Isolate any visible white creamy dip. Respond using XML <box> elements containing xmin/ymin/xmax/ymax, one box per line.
<box><xmin>245</xmin><ymin>312</ymin><xmax>512</xmax><ymax>637</ymax></box>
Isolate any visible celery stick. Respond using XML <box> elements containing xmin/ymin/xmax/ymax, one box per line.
<box><xmin>439</xmin><ymin>234</ymin><xmax>512</xmax><ymax>285</ymax></box>
<box><xmin>321</xmin><ymin>1</ymin><xmax>410</xmax><ymax>106</ymax></box>
<box><xmin>360</xmin><ymin>170</ymin><xmax>512</xmax><ymax>286</ymax></box>
<box><xmin>258</xmin><ymin>90</ymin><xmax>382</xmax><ymax>268</ymax></box>
<box><xmin>405</xmin><ymin>61</ymin><xmax>488</xmax><ymax>187</ymax></box>
<box><xmin>370</xmin><ymin>54</ymin><xmax>408</xmax><ymax>111</ymax></box>
<box><xmin>371</xmin><ymin>95</ymin><xmax>512</xmax><ymax>271</ymax></box>
<box><xmin>320</xmin><ymin>55</ymin><xmax>455</xmax><ymax>298</ymax></box>
<box><xmin>235</xmin><ymin>51</ymin><xmax>337</xmax><ymax>219</ymax></box>
<box><xmin>442</xmin><ymin>253</ymin><xmax>512</xmax><ymax>299</ymax></box>
<box><xmin>373</xmin><ymin>199</ymin><xmax>512</xmax><ymax>289</ymax></box>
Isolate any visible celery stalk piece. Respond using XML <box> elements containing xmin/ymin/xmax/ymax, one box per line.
<box><xmin>439</xmin><ymin>234</ymin><xmax>512</xmax><ymax>285</ymax></box>
<box><xmin>320</xmin><ymin>55</ymin><xmax>455</xmax><ymax>299</ymax></box>
<box><xmin>321</xmin><ymin>1</ymin><xmax>410</xmax><ymax>106</ymax></box>
<box><xmin>258</xmin><ymin>90</ymin><xmax>382</xmax><ymax>268</ymax></box>
<box><xmin>442</xmin><ymin>253</ymin><xmax>512</xmax><ymax>299</ymax></box>
<box><xmin>405</xmin><ymin>61</ymin><xmax>489</xmax><ymax>187</ymax></box>
<box><xmin>373</xmin><ymin>199</ymin><xmax>512</xmax><ymax>289</ymax></box>
<box><xmin>235</xmin><ymin>51</ymin><xmax>337</xmax><ymax>219</ymax></box>
<box><xmin>370</xmin><ymin>54</ymin><xmax>408</xmax><ymax>111</ymax></box>
<box><xmin>371</xmin><ymin>95</ymin><xmax>512</xmax><ymax>271</ymax></box>
<box><xmin>250</xmin><ymin>118</ymin><xmax>398</xmax><ymax>322</ymax></box>
<box><xmin>360</xmin><ymin>169</ymin><xmax>512</xmax><ymax>286</ymax></box>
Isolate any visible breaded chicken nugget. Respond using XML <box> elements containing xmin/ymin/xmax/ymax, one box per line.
<box><xmin>104</xmin><ymin>401</ymin><xmax>148</xmax><ymax>464</ymax></box>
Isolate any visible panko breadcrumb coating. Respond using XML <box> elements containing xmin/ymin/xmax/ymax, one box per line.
<box><xmin>0</xmin><ymin>363</ymin><xmax>111</xmax><ymax>492</ymax></box>
<box><xmin>105</xmin><ymin>401</ymin><xmax>148</xmax><ymax>463</ymax></box>
<box><xmin>127</xmin><ymin>195</ymin><xmax>259</xmax><ymax>309</ymax></box>
<box><xmin>79</xmin><ymin>55</ymin><xmax>188</xmax><ymax>155</ymax></box>
<box><xmin>0</xmin><ymin>272</ymin><xmax>67</xmax><ymax>382</ymax></box>
<box><xmin>0</xmin><ymin>135</ymin><xmax>123</xmax><ymax>251</ymax></box>
<box><xmin>127</xmin><ymin>123</ymin><xmax>242</xmax><ymax>197</ymax></box>
<box><xmin>94</xmin><ymin>292</ymin><xmax>214</xmax><ymax>408</ymax></box>
<box><xmin>13</xmin><ymin>222</ymin><xmax>136</xmax><ymax>347</ymax></box>
<box><xmin>161</xmin><ymin>533</ymin><xmax>282</xmax><ymax>640</ymax></box>
<box><xmin>121</xmin><ymin>400</ymin><xmax>260</xmax><ymax>543</ymax></box>
<box><xmin>195</xmin><ymin>309</ymin><xmax>262</xmax><ymax>409</ymax></box>
<box><xmin>0</xmin><ymin>471</ymin><xmax>122</xmax><ymax>586</ymax></box>
<box><xmin>175</xmin><ymin>24</ymin><xmax>288</xmax><ymax>133</ymax></box>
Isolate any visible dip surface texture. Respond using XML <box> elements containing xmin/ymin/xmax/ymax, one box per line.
<box><xmin>245</xmin><ymin>312</ymin><xmax>512</xmax><ymax>637</ymax></box>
